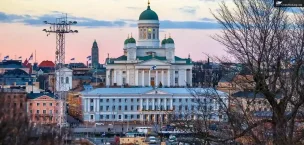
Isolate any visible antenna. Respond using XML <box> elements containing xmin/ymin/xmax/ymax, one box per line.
<box><xmin>42</xmin><ymin>13</ymin><xmax>78</xmax><ymax>133</ymax></box>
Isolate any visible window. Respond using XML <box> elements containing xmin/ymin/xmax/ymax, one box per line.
<box><xmin>125</xmin><ymin>99</ymin><xmax>127</xmax><ymax>102</ymax></box>
<box><xmin>131</xmin><ymin>106</ymin><xmax>133</xmax><ymax>111</ymax></box>
<box><xmin>125</xmin><ymin>115</ymin><xmax>128</xmax><ymax>119</ymax></box>
<box><xmin>30</xmin><ymin>103</ymin><xmax>32</xmax><ymax>106</ymax></box>
<box><xmin>90</xmin><ymin>99</ymin><xmax>93</xmax><ymax>103</ymax></box>
<box><xmin>125</xmin><ymin>106</ymin><xmax>128</xmax><ymax>111</ymax></box>
<box><xmin>143</xmin><ymin>29</ymin><xmax>147</xmax><ymax>39</ymax></box>
<box><xmin>112</xmin><ymin>106</ymin><xmax>116</xmax><ymax>110</ymax></box>
<box><xmin>137</xmin><ymin>105</ymin><xmax>140</xmax><ymax>111</ymax></box>
<box><xmin>191</xmin><ymin>99</ymin><xmax>194</xmax><ymax>102</ymax></box>
<box><xmin>36</xmin><ymin>110</ymin><xmax>40</xmax><ymax>114</ymax></box>
<box><xmin>43</xmin><ymin>103</ymin><xmax>46</xmax><ymax>106</ymax></box>
<box><xmin>137</xmin><ymin>115</ymin><xmax>140</xmax><ymax>119</ymax></box>
<box><xmin>185</xmin><ymin>99</ymin><xmax>188</xmax><ymax>102</ymax></box>
<box><xmin>173</xmin><ymin>99</ymin><xmax>175</xmax><ymax>102</ymax></box>
<box><xmin>100</xmin><ymin>99</ymin><xmax>103</xmax><ymax>102</ymax></box>
<box><xmin>113</xmin><ymin>99</ymin><xmax>115</xmax><ymax>102</ymax></box>
<box><xmin>56</xmin><ymin>103</ymin><xmax>59</xmax><ymax>106</ymax></box>
<box><xmin>131</xmin><ymin>99</ymin><xmax>133</xmax><ymax>102</ymax></box>
<box><xmin>119</xmin><ymin>106</ymin><xmax>122</xmax><ymax>110</ymax></box>
<box><xmin>90</xmin><ymin>106</ymin><xmax>93</xmax><ymax>111</ymax></box>
<box><xmin>161</xmin><ymin>99</ymin><xmax>163</xmax><ymax>102</ymax></box>
<box><xmin>179</xmin><ymin>106</ymin><xmax>182</xmax><ymax>111</ymax></box>
<box><xmin>119</xmin><ymin>115</ymin><xmax>121</xmax><ymax>119</ymax></box>
<box><xmin>106</xmin><ymin>115</ymin><xmax>109</xmax><ymax>119</ymax></box>
<box><xmin>106</xmin><ymin>99</ymin><xmax>109</xmax><ymax>102</ymax></box>
<box><xmin>185</xmin><ymin>106</ymin><xmax>188</xmax><ymax>110</ymax></box>
<box><xmin>50</xmin><ymin>110</ymin><xmax>52</xmax><ymax>114</ymax></box>
<box><xmin>179</xmin><ymin>99</ymin><xmax>182</xmax><ymax>102</ymax></box>
<box><xmin>153</xmin><ymin>33</ymin><xmax>155</xmax><ymax>39</ymax></box>
<box><xmin>175</xmin><ymin>78</ymin><xmax>178</xmax><ymax>84</ymax></box>
<box><xmin>100</xmin><ymin>106</ymin><xmax>103</xmax><ymax>111</ymax></box>
<box><xmin>123</xmin><ymin>78</ymin><xmax>126</xmax><ymax>84</ymax></box>
<box><xmin>100</xmin><ymin>115</ymin><xmax>103</xmax><ymax>119</ymax></box>
<box><xmin>90</xmin><ymin>115</ymin><xmax>94</xmax><ymax>120</ymax></box>
<box><xmin>61</xmin><ymin>77</ymin><xmax>64</xmax><ymax>83</ymax></box>
<box><xmin>137</xmin><ymin>99</ymin><xmax>139</xmax><ymax>102</ymax></box>
<box><xmin>119</xmin><ymin>99</ymin><xmax>121</xmax><ymax>102</ymax></box>
<box><xmin>66</xmin><ymin>77</ymin><xmax>69</xmax><ymax>83</ymax></box>
<box><xmin>131</xmin><ymin>115</ymin><xmax>134</xmax><ymax>119</ymax></box>
<box><xmin>56</xmin><ymin>110</ymin><xmax>58</xmax><ymax>114</ymax></box>
<box><xmin>37</xmin><ymin>103</ymin><xmax>40</xmax><ymax>106</ymax></box>
<box><xmin>20</xmin><ymin>103</ymin><xmax>23</xmax><ymax>107</ymax></box>
<box><xmin>30</xmin><ymin>110</ymin><xmax>32</xmax><ymax>113</ymax></box>
<box><xmin>106</xmin><ymin>106</ymin><xmax>109</xmax><ymax>111</ymax></box>
<box><xmin>50</xmin><ymin>103</ymin><xmax>52</xmax><ymax>106</ymax></box>
<box><xmin>175</xmin><ymin>71</ymin><xmax>178</xmax><ymax>74</ymax></box>
<box><xmin>113</xmin><ymin>115</ymin><xmax>116</xmax><ymax>119</ymax></box>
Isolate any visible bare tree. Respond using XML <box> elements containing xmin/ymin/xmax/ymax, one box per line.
<box><xmin>169</xmin><ymin>0</ymin><xmax>304</xmax><ymax>144</ymax></box>
<box><xmin>0</xmin><ymin>89</ymin><xmax>72</xmax><ymax>145</ymax></box>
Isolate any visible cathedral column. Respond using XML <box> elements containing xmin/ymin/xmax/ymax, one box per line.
<box><xmin>146</xmin><ymin>99</ymin><xmax>149</xmax><ymax>110</ymax></box>
<box><xmin>158</xmin><ymin>98</ymin><xmax>161</xmax><ymax>110</ymax></box>
<box><xmin>106</xmin><ymin>70</ymin><xmax>110</xmax><ymax>86</ymax></box>
<box><xmin>164</xmin><ymin>98</ymin><xmax>167</xmax><ymax>110</ymax></box>
<box><xmin>135</xmin><ymin>70</ymin><xmax>139</xmax><ymax>86</ymax></box>
<box><xmin>97</xmin><ymin>98</ymin><xmax>100</xmax><ymax>112</ymax></box>
<box><xmin>113</xmin><ymin>70</ymin><xmax>117</xmax><ymax>84</ymax></box>
<box><xmin>161</xmin><ymin>70</ymin><xmax>164</xmax><ymax>85</ymax></box>
<box><xmin>167</xmin><ymin>70</ymin><xmax>170</xmax><ymax>87</ymax></box>
<box><xmin>93</xmin><ymin>99</ymin><xmax>96</xmax><ymax>112</ymax></box>
<box><xmin>142</xmin><ymin>70</ymin><xmax>145</xmax><ymax>87</ymax></box>
<box><xmin>148</xmin><ymin>70</ymin><xmax>151</xmax><ymax>86</ymax></box>
<box><xmin>173</xmin><ymin>69</ymin><xmax>175</xmax><ymax>86</ymax></box>
<box><xmin>119</xmin><ymin>70</ymin><xmax>123</xmax><ymax>86</ymax></box>
<box><xmin>155</xmin><ymin>70</ymin><xmax>158</xmax><ymax>87</ymax></box>
<box><xmin>152</xmin><ymin>99</ymin><xmax>155</xmax><ymax>110</ymax></box>
<box><xmin>127</xmin><ymin>69</ymin><xmax>130</xmax><ymax>85</ymax></box>
<box><xmin>184</xmin><ymin>69</ymin><xmax>187</xmax><ymax>86</ymax></box>
<box><xmin>84</xmin><ymin>98</ymin><xmax>87</xmax><ymax>112</ymax></box>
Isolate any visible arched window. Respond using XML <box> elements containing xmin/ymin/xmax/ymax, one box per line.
<box><xmin>143</xmin><ymin>29</ymin><xmax>146</xmax><ymax>39</ymax></box>
<box><xmin>140</xmin><ymin>29</ymin><xmax>143</xmax><ymax>39</ymax></box>
<box><xmin>148</xmin><ymin>28</ymin><xmax>152</xmax><ymax>39</ymax></box>
<box><xmin>66</xmin><ymin>77</ymin><xmax>69</xmax><ymax>84</ymax></box>
<box><xmin>153</xmin><ymin>29</ymin><xmax>155</xmax><ymax>39</ymax></box>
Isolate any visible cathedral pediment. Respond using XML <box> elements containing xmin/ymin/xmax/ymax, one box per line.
<box><xmin>137</xmin><ymin>58</ymin><xmax>170</xmax><ymax>66</ymax></box>
<box><xmin>144</xmin><ymin>89</ymin><xmax>170</xmax><ymax>95</ymax></box>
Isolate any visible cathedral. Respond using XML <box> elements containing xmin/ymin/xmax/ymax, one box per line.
<box><xmin>105</xmin><ymin>1</ymin><xmax>193</xmax><ymax>87</ymax></box>
<box><xmin>80</xmin><ymin>1</ymin><xmax>228</xmax><ymax>124</ymax></box>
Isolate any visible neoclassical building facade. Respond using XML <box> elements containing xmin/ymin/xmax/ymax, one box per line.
<box><xmin>105</xmin><ymin>1</ymin><xmax>192</xmax><ymax>87</ymax></box>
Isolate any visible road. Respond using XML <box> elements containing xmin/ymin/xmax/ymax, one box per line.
<box><xmin>72</xmin><ymin>124</ymin><xmax>158</xmax><ymax>133</ymax></box>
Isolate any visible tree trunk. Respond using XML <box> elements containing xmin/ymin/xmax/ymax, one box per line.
<box><xmin>273</xmin><ymin>118</ymin><xmax>288</xmax><ymax>145</ymax></box>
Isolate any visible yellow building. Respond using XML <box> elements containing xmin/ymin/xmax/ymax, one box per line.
<box><xmin>67</xmin><ymin>92</ymin><xmax>83</xmax><ymax>121</ymax></box>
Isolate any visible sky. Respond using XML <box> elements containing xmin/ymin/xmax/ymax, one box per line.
<box><xmin>0</xmin><ymin>0</ymin><xmax>235</xmax><ymax>64</ymax></box>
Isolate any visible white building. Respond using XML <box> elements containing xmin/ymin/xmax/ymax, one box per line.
<box><xmin>55</xmin><ymin>67</ymin><xmax>73</xmax><ymax>92</ymax></box>
<box><xmin>105</xmin><ymin>1</ymin><xmax>192</xmax><ymax>87</ymax></box>
<box><xmin>81</xmin><ymin>1</ymin><xmax>228</xmax><ymax>124</ymax></box>
<box><xmin>81</xmin><ymin>88</ymin><xmax>228</xmax><ymax>123</ymax></box>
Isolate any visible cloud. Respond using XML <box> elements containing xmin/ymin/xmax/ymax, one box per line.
<box><xmin>0</xmin><ymin>11</ymin><xmax>222</xmax><ymax>29</ymax></box>
<box><xmin>178</xmin><ymin>6</ymin><xmax>199</xmax><ymax>14</ymax></box>
<box><xmin>0</xmin><ymin>12</ymin><xmax>127</xmax><ymax>28</ymax></box>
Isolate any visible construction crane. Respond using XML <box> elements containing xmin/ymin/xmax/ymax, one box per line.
<box><xmin>42</xmin><ymin>14</ymin><xmax>78</xmax><ymax>132</ymax></box>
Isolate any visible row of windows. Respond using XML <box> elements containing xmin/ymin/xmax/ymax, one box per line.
<box><xmin>34</xmin><ymin>116</ymin><xmax>55</xmax><ymax>121</ymax></box>
<box><xmin>60</xmin><ymin>77</ymin><xmax>69</xmax><ymax>84</ymax></box>
<box><xmin>91</xmin><ymin>114</ymin><xmax>225</xmax><ymax>120</ymax></box>
<box><xmin>139</xmin><ymin>28</ymin><xmax>158</xmax><ymax>39</ymax></box>
<box><xmin>29</xmin><ymin>102</ymin><xmax>59</xmax><ymax>107</ymax></box>
<box><xmin>29</xmin><ymin>110</ymin><xmax>58</xmax><ymax>114</ymax></box>
<box><xmin>89</xmin><ymin>98</ymin><xmax>225</xmax><ymax>103</ymax></box>
<box><xmin>87</xmin><ymin>105</ymin><xmax>220</xmax><ymax>112</ymax></box>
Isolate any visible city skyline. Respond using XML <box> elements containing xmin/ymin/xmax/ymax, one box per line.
<box><xmin>0</xmin><ymin>0</ymin><xmax>235</xmax><ymax>63</ymax></box>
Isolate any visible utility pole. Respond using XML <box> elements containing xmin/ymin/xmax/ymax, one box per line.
<box><xmin>42</xmin><ymin>14</ymin><xmax>78</xmax><ymax>134</ymax></box>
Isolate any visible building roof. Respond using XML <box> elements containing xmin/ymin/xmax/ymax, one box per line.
<box><xmin>0</xmin><ymin>60</ymin><xmax>24</xmax><ymax>68</ymax></box>
<box><xmin>81</xmin><ymin>88</ymin><xmax>227</xmax><ymax>96</ymax></box>
<box><xmin>26</xmin><ymin>93</ymin><xmax>55</xmax><ymax>99</ymax></box>
<box><xmin>232</xmin><ymin>91</ymin><xmax>282</xmax><ymax>99</ymax></box>
<box><xmin>3</xmin><ymin>68</ymin><xmax>29</xmax><ymax>76</ymax></box>
<box><xmin>106</xmin><ymin>55</ymin><xmax>192</xmax><ymax>65</ymax></box>
<box><xmin>139</xmin><ymin>4</ymin><xmax>159</xmax><ymax>20</ymax></box>
<box><xmin>38</xmin><ymin>60</ymin><xmax>55</xmax><ymax>68</ymax></box>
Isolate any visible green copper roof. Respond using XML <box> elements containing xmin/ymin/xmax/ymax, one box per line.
<box><xmin>166</xmin><ymin>37</ymin><xmax>174</xmax><ymax>44</ymax></box>
<box><xmin>139</xmin><ymin>6</ymin><xmax>159</xmax><ymax>20</ymax></box>
<box><xmin>129</xmin><ymin>37</ymin><xmax>136</xmax><ymax>43</ymax></box>
<box><xmin>124</xmin><ymin>38</ymin><xmax>129</xmax><ymax>45</ymax></box>
<box><xmin>161</xmin><ymin>39</ymin><xmax>167</xmax><ymax>45</ymax></box>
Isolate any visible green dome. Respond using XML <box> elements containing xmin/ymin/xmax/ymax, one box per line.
<box><xmin>161</xmin><ymin>39</ymin><xmax>167</xmax><ymax>45</ymax></box>
<box><xmin>129</xmin><ymin>37</ymin><xmax>136</xmax><ymax>43</ymax></box>
<box><xmin>124</xmin><ymin>38</ymin><xmax>129</xmax><ymax>45</ymax></box>
<box><xmin>166</xmin><ymin>38</ymin><xmax>174</xmax><ymax>44</ymax></box>
<box><xmin>139</xmin><ymin>6</ymin><xmax>159</xmax><ymax>20</ymax></box>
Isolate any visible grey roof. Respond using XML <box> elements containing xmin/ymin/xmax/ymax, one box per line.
<box><xmin>27</xmin><ymin>93</ymin><xmax>55</xmax><ymax>99</ymax></box>
<box><xmin>81</xmin><ymin>88</ymin><xmax>227</xmax><ymax>96</ymax></box>
<box><xmin>232</xmin><ymin>91</ymin><xmax>282</xmax><ymax>99</ymax></box>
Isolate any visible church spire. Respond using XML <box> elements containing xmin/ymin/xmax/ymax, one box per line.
<box><xmin>148</xmin><ymin>0</ymin><xmax>150</xmax><ymax>6</ymax></box>
<box><xmin>131</xmin><ymin>33</ymin><xmax>133</xmax><ymax>38</ymax></box>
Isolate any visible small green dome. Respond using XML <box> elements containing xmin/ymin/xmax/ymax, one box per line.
<box><xmin>129</xmin><ymin>37</ymin><xmax>136</xmax><ymax>43</ymax></box>
<box><xmin>161</xmin><ymin>39</ymin><xmax>167</xmax><ymax>45</ymax></box>
<box><xmin>166</xmin><ymin>37</ymin><xmax>174</xmax><ymax>44</ymax></box>
<box><xmin>124</xmin><ymin>38</ymin><xmax>129</xmax><ymax>45</ymax></box>
<box><xmin>139</xmin><ymin>6</ymin><xmax>159</xmax><ymax>20</ymax></box>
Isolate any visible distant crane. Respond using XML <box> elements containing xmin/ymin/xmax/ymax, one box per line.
<box><xmin>42</xmin><ymin>14</ymin><xmax>78</xmax><ymax>132</ymax></box>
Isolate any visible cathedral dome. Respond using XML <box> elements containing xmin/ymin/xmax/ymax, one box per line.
<box><xmin>139</xmin><ymin>1</ymin><xmax>158</xmax><ymax>21</ymax></box>
<box><xmin>124</xmin><ymin>38</ymin><xmax>129</xmax><ymax>45</ymax></box>
<box><xmin>161</xmin><ymin>39</ymin><xmax>167</xmax><ymax>45</ymax></box>
<box><xmin>166</xmin><ymin>37</ymin><xmax>174</xmax><ymax>44</ymax></box>
<box><xmin>128</xmin><ymin>37</ymin><xmax>136</xmax><ymax>43</ymax></box>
